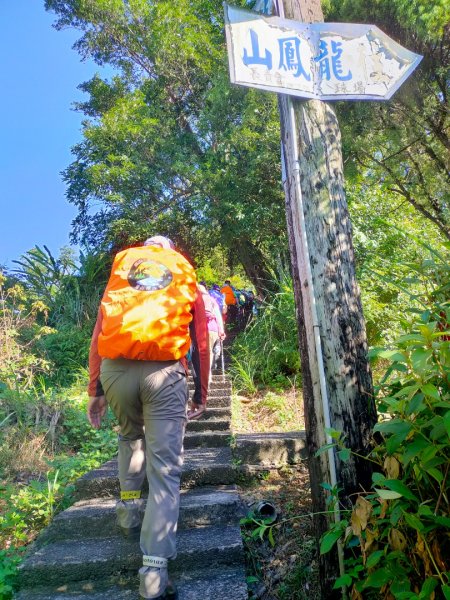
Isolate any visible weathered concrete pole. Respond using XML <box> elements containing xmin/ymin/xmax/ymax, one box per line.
<box><xmin>278</xmin><ymin>0</ymin><xmax>377</xmax><ymax>595</ymax></box>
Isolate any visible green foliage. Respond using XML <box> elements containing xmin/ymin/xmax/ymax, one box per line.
<box><xmin>230</xmin><ymin>353</ymin><xmax>259</xmax><ymax>396</ymax></box>
<box><xmin>3</xmin><ymin>0</ymin><xmax>447</xmax><ymax>593</ymax></box>
<box><xmin>43</xmin><ymin>0</ymin><xmax>449</xmax><ymax>301</ymax></box>
<box><xmin>53</xmin><ymin>249</ymin><xmax>109</xmax><ymax>329</ymax></box>
<box><xmin>241</xmin><ymin>511</ymin><xmax>277</xmax><ymax>546</ymax></box>
<box><xmin>0</xmin><ymin>384</ymin><xmax>117</xmax><ymax>599</ymax></box>
<box><xmin>43</xmin><ymin>0</ymin><xmax>448</xmax><ymax>299</ymax></box>
<box><xmin>230</xmin><ymin>277</ymin><xmax>301</xmax><ymax>393</ymax></box>
<box><xmin>0</xmin><ymin>549</ymin><xmax>23</xmax><ymax>598</ymax></box>
<box><xmin>0</xmin><ymin>380</ymin><xmax>61</xmax><ymax>442</ymax></box>
<box><xmin>36</xmin><ymin>326</ymin><xmax>90</xmax><ymax>387</ymax></box>
<box><xmin>0</xmin><ymin>273</ymin><xmax>51</xmax><ymax>389</ymax></box>
<box><xmin>0</xmin><ymin>244</ymin><xmax>116</xmax><ymax>596</ymax></box>
<box><xmin>195</xmin><ymin>250</ymin><xmax>228</xmax><ymax>287</ymax></box>
<box><xmin>44</xmin><ymin>0</ymin><xmax>287</xmax><ymax>294</ymax></box>
<box><xmin>56</xmin><ymin>396</ymin><xmax>117</xmax><ymax>456</ymax></box>
<box><xmin>328</xmin><ymin>0</ymin><xmax>449</xmax><ymax>41</ymax></box>
<box><xmin>12</xmin><ymin>245</ymin><xmax>107</xmax><ymax>330</ymax></box>
<box><xmin>319</xmin><ymin>250</ymin><xmax>449</xmax><ymax>599</ymax></box>
<box><xmin>195</xmin><ymin>247</ymin><xmax>252</xmax><ymax>289</ymax></box>
<box><xmin>2</xmin><ymin>471</ymin><xmax>63</xmax><ymax>535</ymax></box>
<box><xmin>2</xmin><ymin>247</ymin><xmax>108</xmax><ymax>389</ymax></box>
<box><xmin>351</xmin><ymin>212</ymin><xmax>447</xmax><ymax>345</ymax></box>
<box><xmin>12</xmin><ymin>245</ymin><xmax>77</xmax><ymax>315</ymax></box>
<box><xmin>330</xmin><ymin>0</ymin><xmax>450</xmax><ymax>242</ymax></box>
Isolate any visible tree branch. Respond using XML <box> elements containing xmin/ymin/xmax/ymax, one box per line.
<box><xmin>367</xmin><ymin>152</ymin><xmax>450</xmax><ymax>241</ymax></box>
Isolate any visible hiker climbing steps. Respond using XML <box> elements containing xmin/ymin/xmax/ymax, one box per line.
<box><xmin>15</xmin><ymin>373</ymin><xmax>248</xmax><ymax>600</ymax></box>
<box><xmin>15</xmin><ymin>370</ymin><xmax>306</xmax><ymax>599</ymax></box>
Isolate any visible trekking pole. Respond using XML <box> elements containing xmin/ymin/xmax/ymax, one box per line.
<box><xmin>220</xmin><ymin>339</ymin><xmax>225</xmax><ymax>375</ymax></box>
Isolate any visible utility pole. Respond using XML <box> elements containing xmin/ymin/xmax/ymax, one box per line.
<box><xmin>225</xmin><ymin>0</ymin><xmax>420</xmax><ymax>594</ymax></box>
<box><xmin>277</xmin><ymin>0</ymin><xmax>377</xmax><ymax>595</ymax></box>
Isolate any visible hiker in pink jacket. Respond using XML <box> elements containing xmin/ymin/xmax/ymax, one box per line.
<box><xmin>198</xmin><ymin>284</ymin><xmax>225</xmax><ymax>375</ymax></box>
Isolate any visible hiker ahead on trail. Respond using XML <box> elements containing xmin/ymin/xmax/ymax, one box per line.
<box><xmin>221</xmin><ymin>280</ymin><xmax>238</xmax><ymax>327</ymax></box>
<box><xmin>199</xmin><ymin>284</ymin><xmax>225</xmax><ymax>376</ymax></box>
<box><xmin>87</xmin><ymin>235</ymin><xmax>209</xmax><ymax>600</ymax></box>
<box><xmin>243</xmin><ymin>290</ymin><xmax>255</xmax><ymax>327</ymax></box>
<box><xmin>209</xmin><ymin>283</ymin><xmax>227</xmax><ymax>318</ymax></box>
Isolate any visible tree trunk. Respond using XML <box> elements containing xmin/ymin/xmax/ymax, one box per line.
<box><xmin>236</xmin><ymin>238</ymin><xmax>278</xmax><ymax>297</ymax></box>
<box><xmin>281</xmin><ymin>87</ymin><xmax>377</xmax><ymax>600</ymax></box>
<box><xmin>279</xmin><ymin>0</ymin><xmax>377</xmax><ymax>596</ymax></box>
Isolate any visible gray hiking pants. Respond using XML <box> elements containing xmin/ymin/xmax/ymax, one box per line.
<box><xmin>208</xmin><ymin>331</ymin><xmax>219</xmax><ymax>373</ymax></box>
<box><xmin>100</xmin><ymin>358</ymin><xmax>188</xmax><ymax>560</ymax></box>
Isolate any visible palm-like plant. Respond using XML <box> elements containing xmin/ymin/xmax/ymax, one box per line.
<box><xmin>12</xmin><ymin>245</ymin><xmax>77</xmax><ymax>312</ymax></box>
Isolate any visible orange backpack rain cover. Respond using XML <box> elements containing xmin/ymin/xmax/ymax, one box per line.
<box><xmin>98</xmin><ymin>246</ymin><xmax>197</xmax><ymax>361</ymax></box>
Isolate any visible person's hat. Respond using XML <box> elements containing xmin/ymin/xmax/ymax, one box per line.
<box><xmin>144</xmin><ymin>235</ymin><xmax>175</xmax><ymax>250</ymax></box>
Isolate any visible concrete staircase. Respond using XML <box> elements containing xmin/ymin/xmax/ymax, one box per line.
<box><xmin>15</xmin><ymin>374</ymin><xmax>248</xmax><ymax>600</ymax></box>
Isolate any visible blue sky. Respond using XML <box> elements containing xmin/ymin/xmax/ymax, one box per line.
<box><xmin>0</xmin><ymin>2</ymin><xmax>105</xmax><ymax>267</ymax></box>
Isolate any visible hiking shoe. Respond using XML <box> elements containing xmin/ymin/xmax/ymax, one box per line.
<box><xmin>139</xmin><ymin>564</ymin><xmax>171</xmax><ymax>599</ymax></box>
<box><xmin>140</xmin><ymin>582</ymin><xmax>178</xmax><ymax>599</ymax></box>
<box><xmin>119</xmin><ymin>524</ymin><xmax>141</xmax><ymax>540</ymax></box>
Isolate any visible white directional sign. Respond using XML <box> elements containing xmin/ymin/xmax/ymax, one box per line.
<box><xmin>224</xmin><ymin>4</ymin><xmax>422</xmax><ymax>100</ymax></box>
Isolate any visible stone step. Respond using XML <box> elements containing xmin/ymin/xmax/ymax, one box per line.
<box><xmin>234</xmin><ymin>431</ymin><xmax>307</xmax><ymax>465</ymax></box>
<box><xmin>186</xmin><ymin>417</ymin><xmax>230</xmax><ymax>432</ymax></box>
<box><xmin>182</xmin><ymin>446</ymin><xmax>236</xmax><ymax>488</ymax></box>
<box><xmin>37</xmin><ymin>486</ymin><xmax>243</xmax><ymax>545</ymax></box>
<box><xmin>189</xmin><ymin>392</ymin><xmax>231</xmax><ymax>404</ymax></box>
<box><xmin>189</xmin><ymin>381</ymin><xmax>231</xmax><ymax>392</ymax></box>
<box><xmin>192</xmin><ymin>388</ymin><xmax>232</xmax><ymax>398</ymax></box>
<box><xmin>198</xmin><ymin>394</ymin><xmax>231</xmax><ymax>408</ymax></box>
<box><xmin>211</xmin><ymin>377</ymin><xmax>231</xmax><ymax>385</ymax></box>
<box><xmin>192</xmin><ymin>407</ymin><xmax>231</xmax><ymax>420</ymax></box>
<box><xmin>207</xmin><ymin>376</ymin><xmax>231</xmax><ymax>384</ymax></box>
<box><xmin>184</xmin><ymin>431</ymin><xmax>231</xmax><ymax>449</ymax></box>
<box><xmin>75</xmin><ymin>447</ymin><xmax>236</xmax><ymax>500</ymax></box>
<box><xmin>189</xmin><ymin>372</ymin><xmax>230</xmax><ymax>380</ymax></box>
<box><xmin>18</xmin><ymin>525</ymin><xmax>244</xmax><ymax>588</ymax></box>
<box><xmin>15</xmin><ymin>565</ymin><xmax>248</xmax><ymax>600</ymax></box>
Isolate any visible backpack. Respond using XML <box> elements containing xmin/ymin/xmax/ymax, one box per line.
<box><xmin>201</xmin><ymin>289</ymin><xmax>218</xmax><ymax>325</ymax></box>
<box><xmin>244</xmin><ymin>293</ymin><xmax>254</xmax><ymax>311</ymax></box>
<box><xmin>237</xmin><ymin>291</ymin><xmax>247</xmax><ymax>307</ymax></box>
<box><xmin>220</xmin><ymin>284</ymin><xmax>237</xmax><ymax>306</ymax></box>
<box><xmin>209</xmin><ymin>288</ymin><xmax>224</xmax><ymax>312</ymax></box>
<box><xmin>98</xmin><ymin>246</ymin><xmax>197</xmax><ymax>361</ymax></box>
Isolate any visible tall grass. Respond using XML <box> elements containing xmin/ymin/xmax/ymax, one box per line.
<box><xmin>230</xmin><ymin>276</ymin><xmax>301</xmax><ymax>394</ymax></box>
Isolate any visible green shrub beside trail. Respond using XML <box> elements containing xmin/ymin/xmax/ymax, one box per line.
<box><xmin>230</xmin><ymin>278</ymin><xmax>301</xmax><ymax>394</ymax></box>
<box><xmin>0</xmin><ymin>380</ymin><xmax>118</xmax><ymax>599</ymax></box>
<box><xmin>319</xmin><ymin>247</ymin><xmax>450</xmax><ymax>599</ymax></box>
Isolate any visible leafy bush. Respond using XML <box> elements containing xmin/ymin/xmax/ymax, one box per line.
<box><xmin>6</xmin><ymin>247</ymin><xmax>107</xmax><ymax>388</ymax></box>
<box><xmin>57</xmin><ymin>395</ymin><xmax>118</xmax><ymax>455</ymax></box>
<box><xmin>36</xmin><ymin>325</ymin><xmax>91</xmax><ymax>387</ymax></box>
<box><xmin>320</xmin><ymin>247</ymin><xmax>450</xmax><ymax>599</ymax></box>
<box><xmin>0</xmin><ymin>388</ymin><xmax>117</xmax><ymax>599</ymax></box>
<box><xmin>0</xmin><ymin>274</ymin><xmax>51</xmax><ymax>390</ymax></box>
<box><xmin>230</xmin><ymin>277</ymin><xmax>301</xmax><ymax>393</ymax></box>
<box><xmin>0</xmin><ymin>549</ymin><xmax>23</xmax><ymax>598</ymax></box>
